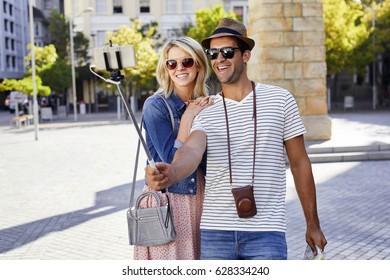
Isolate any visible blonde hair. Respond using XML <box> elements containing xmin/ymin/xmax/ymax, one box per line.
<box><xmin>155</xmin><ymin>36</ymin><xmax>209</xmax><ymax>99</ymax></box>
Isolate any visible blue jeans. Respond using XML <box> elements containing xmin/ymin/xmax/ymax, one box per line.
<box><xmin>200</xmin><ymin>230</ymin><xmax>287</xmax><ymax>260</ymax></box>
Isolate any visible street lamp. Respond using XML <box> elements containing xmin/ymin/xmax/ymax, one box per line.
<box><xmin>90</xmin><ymin>32</ymin><xmax>99</xmax><ymax>113</ymax></box>
<box><xmin>69</xmin><ymin>7</ymin><xmax>93</xmax><ymax>121</ymax></box>
<box><xmin>29</xmin><ymin>0</ymin><xmax>39</xmax><ymax>140</ymax></box>
<box><xmin>353</xmin><ymin>0</ymin><xmax>378</xmax><ymax>110</ymax></box>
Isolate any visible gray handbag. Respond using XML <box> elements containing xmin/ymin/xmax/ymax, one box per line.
<box><xmin>127</xmin><ymin>191</ymin><xmax>176</xmax><ymax>246</ymax></box>
<box><xmin>127</xmin><ymin>94</ymin><xmax>176</xmax><ymax>246</ymax></box>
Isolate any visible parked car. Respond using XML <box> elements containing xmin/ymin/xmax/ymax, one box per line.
<box><xmin>4</xmin><ymin>91</ymin><xmax>28</xmax><ymax>115</ymax></box>
<box><xmin>4</xmin><ymin>95</ymin><xmax>10</xmax><ymax>107</ymax></box>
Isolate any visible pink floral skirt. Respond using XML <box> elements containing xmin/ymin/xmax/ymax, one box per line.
<box><xmin>133</xmin><ymin>170</ymin><xmax>204</xmax><ymax>260</ymax></box>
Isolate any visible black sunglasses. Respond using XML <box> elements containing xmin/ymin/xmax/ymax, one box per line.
<box><xmin>165</xmin><ymin>58</ymin><xmax>195</xmax><ymax>70</ymax></box>
<box><xmin>205</xmin><ymin>47</ymin><xmax>240</xmax><ymax>60</ymax></box>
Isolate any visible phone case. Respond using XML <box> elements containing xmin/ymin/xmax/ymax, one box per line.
<box><xmin>303</xmin><ymin>244</ymin><xmax>326</xmax><ymax>260</ymax></box>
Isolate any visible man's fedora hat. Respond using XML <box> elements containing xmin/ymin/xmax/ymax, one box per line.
<box><xmin>201</xmin><ymin>18</ymin><xmax>255</xmax><ymax>51</ymax></box>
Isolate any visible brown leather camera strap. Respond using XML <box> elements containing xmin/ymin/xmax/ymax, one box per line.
<box><xmin>221</xmin><ymin>81</ymin><xmax>257</xmax><ymax>187</ymax></box>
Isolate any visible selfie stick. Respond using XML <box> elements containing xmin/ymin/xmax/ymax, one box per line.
<box><xmin>89</xmin><ymin>47</ymin><xmax>155</xmax><ymax>168</ymax></box>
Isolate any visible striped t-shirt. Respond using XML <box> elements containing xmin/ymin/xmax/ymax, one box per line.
<box><xmin>191</xmin><ymin>82</ymin><xmax>306</xmax><ymax>232</ymax></box>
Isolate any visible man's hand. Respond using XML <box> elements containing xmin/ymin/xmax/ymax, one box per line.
<box><xmin>145</xmin><ymin>162</ymin><xmax>173</xmax><ymax>191</ymax></box>
<box><xmin>306</xmin><ymin>227</ymin><xmax>327</xmax><ymax>256</ymax></box>
<box><xmin>145</xmin><ymin>131</ymin><xmax>207</xmax><ymax>192</ymax></box>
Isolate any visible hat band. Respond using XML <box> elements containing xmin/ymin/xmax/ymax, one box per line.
<box><xmin>212</xmin><ymin>27</ymin><xmax>243</xmax><ymax>36</ymax></box>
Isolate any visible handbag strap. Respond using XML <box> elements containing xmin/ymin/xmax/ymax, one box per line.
<box><xmin>159</xmin><ymin>93</ymin><xmax>175</xmax><ymax>132</ymax></box>
<box><xmin>129</xmin><ymin>94</ymin><xmax>175</xmax><ymax>208</ymax></box>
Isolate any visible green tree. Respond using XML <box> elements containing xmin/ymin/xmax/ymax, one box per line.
<box><xmin>376</xmin><ymin>1</ymin><xmax>390</xmax><ymax>55</ymax></box>
<box><xmin>24</xmin><ymin>44</ymin><xmax>58</xmax><ymax>74</ymax></box>
<box><xmin>1</xmin><ymin>44</ymin><xmax>56</xmax><ymax>97</ymax></box>
<box><xmin>48</xmin><ymin>9</ymin><xmax>92</xmax><ymax>106</ymax></box>
<box><xmin>48</xmin><ymin>9</ymin><xmax>90</xmax><ymax>64</ymax></box>
<box><xmin>137</xmin><ymin>20</ymin><xmax>163</xmax><ymax>47</ymax></box>
<box><xmin>73</xmin><ymin>31</ymin><xmax>91</xmax><ymax>67</ymax></box>
<box><xmin>323</xmin><ymin>0</ymin><xmax>371</xmax><ymax>101</ymax></box>
<box><xmin>24</xmin><ymin>44</ymin><xmax>69</xmax><ymax>93</ymax></box>
<box><xmin>107</xmin><ymin>19</ymin><xmax>159</xmax><ymax>96</ymax></box>
<box><xmin>40</xmin><ymin>59</ymin><xmax>72</xmax><ymax>95</ymax></box>
<box><xmin>24</xmin><ymin>44</ymin><xmax>71</xmax><ymax>101</ymax></box>
<box><xmin>187</xmin><ymin>4</ymin><xmax>237</xmax><ymax>45</ymax></box>
<box><xmin>48</xmin><ymin>9</ymin><xmax>69</xmax><ymax>59</ymax></box>
<box><xmin>372</xmin><ymin>0</ymin><xmax>390</xmax><ymax>90</ymax></box>
<box><xmin>0</xmin><ymin>76</ymin><xmax>50</xmax><ymax>96</ymax></box>
<box><xmin>170</xmin><ymin>21</ymin><xmax>194</xmax><ymax>38</ymax></box>
<box><xmin>323</xmin><ymin>0</ymin><xmax>370</xmax><ymax>75</ymax></box>
<box><xmin>324</xmin><ymin>0</ymin><xmax>390</xmax><ymax>102</ymax></box>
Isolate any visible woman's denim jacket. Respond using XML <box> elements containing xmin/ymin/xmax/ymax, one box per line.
<box><xmin>142</xmin><ymin>93</ymin><xmax>206</xmax><ymax>195</ymax></box>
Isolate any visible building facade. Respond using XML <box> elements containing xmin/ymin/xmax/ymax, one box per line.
<box><xmin>33</xmin><ymin>0</ymin><xmax>64</xmax><ymax>47</ymax></box>
<box><xmin>63</xmin><ymin>0</ymin><xmax>248</xmax><ymax>112</ymax></box>
<box><xmin>0</xmin><ymin>0</ymin><xmax>30</xmax><ymax>80</ymax></box>
<box><xmin>64</xmin><ymin>0</ymin><xmax>248</xmax><ymax>49</ymax></box>
<box><xmin>0</xmin><ymin>0</ymin><xmax>63</xmax><ymax>80</ymax></box>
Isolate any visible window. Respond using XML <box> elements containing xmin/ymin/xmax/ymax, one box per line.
<box><xmin>231</xmin><ymin>2</ymin><xmax>248</xmax><ymax>24</ymax></box>
<box><xmin>113</xmin><ymin>0</ymin><xmax>123</xmax><ymax>13</ymax></box>
<box><xmin>35</xmin><ymin>23</ymin><xmax>39</xmax><ymax>36</ymax></box>
<box><xmin>3</xmin><ymin>1</ymin><xmax>7</xmax><ymax>14</ymax></box>
<box><xmin>182</xmin><ymin>0</ymin><xmax>192</xmax><ymax>13</ymax></box>
<box><xmin>4</xmin><ymin>19</ymin><xmax>8</xmax><ymax>31</ymax></box>
<box><xmin>10</xmin><ymin>21</ymin><xmax>13</xmax><ymax>33</ymax></box>
<box><xmin>96</xmin><ymin>0</ymin><xmax>106</xmax><ymax>14</ymax></box>
<box><xmin>44</xmin><ymin>0</ymin><xmax>51</xmax><ymax>9</ymax></box>
<box><xmin>6</xmin><ymin>55</ymin><xmax>11</xmax><ymax>68</ymax></box>
<box><xmin>167</xmin><ymin>29</ymin><xmax>177</xmax><ymax>38</ymax></box>
<box><xmin>8</xmin><ymin>3</ymin><xmax>12</xmax><ymax>15</ymax></box>
<box><xmin>166</xmin><ymin>0</ymin><xmax>176</xmax><ymax>12</ymax></box>
<box><xmin>233</xmin><ymin>6</ymin><xmax>243</xmax><ymax>22</ymax></box>
<box><xmin>140</xmin><ymin>0</ymin><xmax>150</xmax><ymax>13</ymax></box>
<box><xmin>97</xmin><ymin>31</ymin><xmax>106</xmax><ymax>47</ymax></box>
<box><xmin>73</xmin><ymin>1</ymin><xmax>78</xmax><ymax>15</ymax></box>
<box><xmin>5</xmin><ymin>37</ymin><xmax>9</xmax><ymax>49</ymax></box>
<box><xmin>11</xmin><ymin>39</ymin><xmax>14</xmax><ymax>50</ymax></box>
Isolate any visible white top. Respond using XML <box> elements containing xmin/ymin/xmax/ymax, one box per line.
<box><xmin>191</xmin><ymin>82</ymin><xmax>306</xmax><ymax>232</ymax></box>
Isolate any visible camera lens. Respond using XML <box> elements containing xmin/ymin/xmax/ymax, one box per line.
<box><xmin>237</xmin><ymin>198</ymin><xmax>253</xmax><ymax>212</ymax></box>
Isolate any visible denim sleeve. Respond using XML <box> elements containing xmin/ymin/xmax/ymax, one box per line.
<box><xmin>142</xmin><ymin>97</ymin><xmax>177</xmax><ymax>163</ymax></box>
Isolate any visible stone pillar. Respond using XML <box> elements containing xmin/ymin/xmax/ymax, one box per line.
<box><xmin>247</xmin><ymin>0</ymin><xmax>331</xmax><ymax>140</ymax></box>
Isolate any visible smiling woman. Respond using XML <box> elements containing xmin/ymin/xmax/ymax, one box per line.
<box><xmin>165</xmin><ymin>47</ymin><xmax>199</xmax><ymax>91</ymax></box>
<box><xmin>133</xmin><ymin>36</ymin><xmax>211</xmax><ymax>260</ymax></box>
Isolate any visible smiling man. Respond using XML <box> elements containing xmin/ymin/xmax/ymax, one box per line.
<box><xmin>145</xmin><ymin>18</ymin><xmax>327</xmax><ymax>260</ymax></box>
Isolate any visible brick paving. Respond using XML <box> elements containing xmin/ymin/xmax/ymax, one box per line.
<box><xmin>286</xmin><ymin>160</ymin><xmax>390</xmax><ymax>259</ymax></box>
<box><xmin>0</xmin><ymin>109</ymin><xmax>389</xmax><ymax>260</ymax></box>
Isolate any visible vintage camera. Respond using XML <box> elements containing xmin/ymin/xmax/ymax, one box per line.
<box><xmin>93</xmin><ymin>44</ymin><xmax>136</xmax><ymax>71</ymax></box>
<box><xmin>231</xmin><ymin>185</ymin><xmax>257</xmax><ymax>218</ymax></box>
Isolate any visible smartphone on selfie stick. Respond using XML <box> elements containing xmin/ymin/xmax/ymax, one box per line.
<box><xmin>89</xmin><ymin>41</ymin><xmax>156</xmax><ymax>169</ymax></box>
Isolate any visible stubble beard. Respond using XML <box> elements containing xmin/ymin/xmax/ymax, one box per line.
<box><xmin>216</xmin><ymin>61</ymin><xmax>245</xmax><ymax>85</ymax></box>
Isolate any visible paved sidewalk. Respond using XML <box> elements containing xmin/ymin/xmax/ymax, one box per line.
<box><xmin>0</xmin><ymin>109</ymin><xmax>389</xmax><ymax>260</ymax></box>
<box><xmin>307</xmin><ymin>110</ymin><xmax>390</xmax><ymax>148</ymax></box>
<box><xmin>305</xmin><ymin>110</ymin><xmax>390</xmax><ymax>162</ymax></box>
